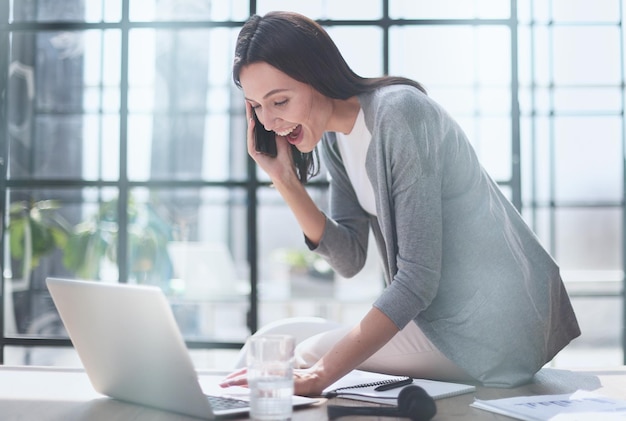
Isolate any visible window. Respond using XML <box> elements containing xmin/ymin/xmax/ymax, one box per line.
<box><xmin>1</xmin><ymin>0</ymin><xmax>623</xmax><ymax>368</ymax></box>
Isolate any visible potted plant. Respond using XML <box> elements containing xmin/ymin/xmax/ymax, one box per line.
<box><xmin>62</xmin><ymin>195</ymin><xmax>173</xmax><ymax>287</ymax></box>
<box><xmin>7</xmin><ymin>199</ymin><xmax>70</xmax><ymax>286</ymax></box>
<box><xmin>7</xmin><ymin>195</ymin><xmax>173</xmax><ymax>287</ymax></box>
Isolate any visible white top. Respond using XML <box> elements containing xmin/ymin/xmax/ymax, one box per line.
<box><xmin>336</xmin><ymin>108</ymin><xmax>377</xmax><ymax>215</ymax></box>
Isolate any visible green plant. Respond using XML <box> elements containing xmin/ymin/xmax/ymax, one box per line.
<box><xmin>8</xmin><ymin>200</ymin><xmax>70</xmax><ymax>272</ymax></box>
<box><xmin>273</xmin><ymin>248</ymin><xmax>333</xmax><ymax>280</ymax></box>
<box><xmin>62</xmin><ymin>196</ymin><xmax>173</xmax><ymax>285</ymax></box>
<box><xmin>7</xmin><ymin>196</ymin><xmax>172</xmax><ymax>287</ymax></box>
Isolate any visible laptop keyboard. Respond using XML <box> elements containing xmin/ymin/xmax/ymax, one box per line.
<box><xmin>206</xmin><ymin>395</ymin><xmax>249</xmax><ymax>410</ymax></box>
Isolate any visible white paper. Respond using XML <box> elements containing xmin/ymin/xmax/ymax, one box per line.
<box><xmin>471</xmin><ymin>390</ymin><xmax>626</xmax><ymax>421</ymax></box>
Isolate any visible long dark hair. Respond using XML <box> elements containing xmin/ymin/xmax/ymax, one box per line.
<box><xmin>233</xmin><ymin>11</ymin><xmax>426</xmax><ymax>183</ymax></box>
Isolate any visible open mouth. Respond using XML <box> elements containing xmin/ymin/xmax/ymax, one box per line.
<box><xmin>276</xmin><ymin>124</ymin><xmax>302</xmax><ymax>142</ymax></box>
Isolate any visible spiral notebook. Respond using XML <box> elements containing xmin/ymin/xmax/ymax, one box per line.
<box><xmin>323</xmin><ymin>370</ymin><xmax>476</xmax><ymax>406</ymax></box>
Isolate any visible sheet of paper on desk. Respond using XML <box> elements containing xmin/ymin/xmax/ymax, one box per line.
<box><xmin>471</xmin><ymin>390</ymin><xmax>626</xmax><ymax>420</ymax></box>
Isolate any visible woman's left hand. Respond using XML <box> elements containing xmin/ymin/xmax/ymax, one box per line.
<box><xmin>293</xmin><ymin>367</ymin><xmax>326</xmax><ymax>397</ymax></box>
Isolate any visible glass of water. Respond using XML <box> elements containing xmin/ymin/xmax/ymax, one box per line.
<box><xmin>247</xmin><ymin>334</ymin><xmax>295</xmax><ymax>420</ymax></box>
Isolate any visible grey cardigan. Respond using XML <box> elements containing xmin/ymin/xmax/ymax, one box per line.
<box><xmin>313</xmin><ymin>85</ymin><xmax>580</xmax><ymax>387</ymax></box>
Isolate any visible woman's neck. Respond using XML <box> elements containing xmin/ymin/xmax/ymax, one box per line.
<box><xmin>328</xmin><ymin>96</ymin><xmax>361</xmax><ymax>135</ymax></box>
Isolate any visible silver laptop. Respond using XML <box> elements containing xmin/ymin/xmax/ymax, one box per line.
<box><xmin>46</xmin><ymin>277</ymin><xmax>317</xmax><ymax>419</ymax></box>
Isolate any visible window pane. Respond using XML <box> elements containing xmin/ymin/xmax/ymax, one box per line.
<box><xmin>129</xmin><ymin>0</ymin><xmax>248</xmax><ymax>22</ymax></box>
<box><xmin>519</xmin><ymin>86</ymin><xmax>553</xmax><ymax>116</ymax></box>
<box><xmin>559</xmin><ymin>296</ymin><xmax>622</xmax><ymax>366</ymax></box>
<box><xmin>4</xmin><ymin>187</ymin><xmax>119</xmax><ymax>337</ymax></box>
<box><xmin>554</xmin><ymin>116</ymin><xmax>622</xmax><ymax>202</ymax></box>
<box><xmin>521</xmin><ymin>24</ymin><xmax>622</xmax><ymax>87</ymax></box>
<box><xmin>390</xmin><ymin>0</ymin><xmax>510</xmax><ymax>19</ymax></box>
<box><xmin>391</xmin><ymin>26</ymin><xmax>475</xmax><ymax>85</ymax></box>
<box><xmin>523</xmin><ymin>207</ymin><xmax>554</xmax><ymax>252</ymax></box>
<box><xmin>524</xmin><ymin>2</ymin><xmax>622</xmax><ymax>26</ymax></box>
<box><xmin>8</xmin><ymin>30</ymin><xmax>120</xmax><ymax>181</ymax></box>
<box><xmin>521</xmin><ymin>115</ymin><xmax>553</xmax><ymax>204</ymax></box>
<box><xmin>257</xmin><ymin>0</ymin><xmax>381</xmax><ymax>19</ymax></box>
<box><xmin>552</xmin><ymin>0</ymin><xmax>621</xmax><ymax>23</ymax></box>
<box><xmin>257</xmin><ymin>187</ymin><xmax>382</xmax><ymax>328</ymax></box>
<box><xmin>5</xmin><ymin>346</ymin><xmax>241</xmax><ymax>370</ymax></box>
<box><xmin>474</xmin><ymin>116</ymin><xmax>512</xmax><ymax>181</ymax></box>
<box><xmin>553</xmin><ymin>26</ymin><xmax>621</xmax><ymax>85</ymax></box>
<box><xmin>517</xmin><ymin>0</ymin><xmax>551</xmax><ymax>24</ymax></box>
<box><xmin>5</xmin><ymin>347</ymin><xmax>81</xmax><ymax>366</ymax></box>
<box><xmin>478</xmin><ymin>87</ymin><xmax>512</xmax><ymax>114</ymax></box>
<box><xmin>554</xmin><ymin>208</ymin><xmax>622</xmax><ymax>271</ymax></box>
<box><xmin>454</xmin><ymin>115</ymin><xmax>511</xmax><ymax>182</ymax></box>
<box><xmin>130</xmin><ymin>187</ymin><xmax>249</xmax><ymax>342</ymax></box>
<box><xmin>553</xmin><ymin>88</ymin><xmax>623</xmax><ymax>114</ymax></box>
<box><xmin>389</xmin><ymin>26</ymin><xmax>510</xmax><ymax>87</ymax></box>
<box><xmin>3</xmin><ymin>184</ymin><xmax>249</xmax><ymax>343</ymax></box>
<box><xmin>326</xmin><ymin>26</ymin><xmax>383</xmax><ymax>78</ymax></box>
<box><xmin>128</xmin><ymin>29</ymin><xmax>235</xmax><ymax>112</ymax></box>
<box><xmin>517</xmin><ymin>6</ymin><xmax>625</xmax><ymax>368</ymax></box>
<box><xmin>498</xmin><ymin>185</ymin><xmax>512</xmax><ymax>202</ymax></box>
<box><xmin>436</xmin><ymin>87</ymin><xmax>510</xmax><ymax>117</ymax></box>
<box><xmin>430</xmin><ymin>87</ymin><xmax>477</xmax><ymax>116</ymax></box>
<box><xmin>127</xmin><ymin>28</ymin><xmax>245</xmax><ymax>181</ymax></box>
<box><xmin>9</xmin><ymin>0</ymin><xmax>122</xmax><ymax>22</ymax></box>
<box><xmin>521</xmin><ymin>25</ymin><xmax>552</xmax><ymax>86</ymax></box>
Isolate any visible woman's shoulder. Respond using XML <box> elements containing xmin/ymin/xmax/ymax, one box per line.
<box><xmin>359</xmin><ymin>84</ymin><xmax>442</xmax><ymax>129</ymax></box>
<box><xmin>360</xmin><ymin>84</ymin><xmax>428</xmax><ymax>109</ymax></box>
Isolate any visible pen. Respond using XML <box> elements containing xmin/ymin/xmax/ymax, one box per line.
<box><xmin>374</xmin><ymin>377</ymin><xmax>413</xmax><ymax>391</ymax></box>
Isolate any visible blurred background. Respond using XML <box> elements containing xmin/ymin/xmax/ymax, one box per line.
<box><xmin>0</xmin><ymin>0</ymin><xmax>623</xmax><ymax>369</ymax></box>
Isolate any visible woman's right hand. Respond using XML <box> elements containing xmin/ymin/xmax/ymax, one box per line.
<box><xmin>244</xmin><ymin>101</ymin><xmax>326</xmax><ymax>246</ymax></box>
<box><xmin>245</xmin><ymin>102</ymin><xmax>297</xmax><ymax>184</ymax></box>
<box><xmin>219</xmin><ymin>367</ymin><xmax>248</xmax><ymax>388</ymax></box>
<box><xmin>219</xmin><ymin>366</ymin><xmax>327</xmax><ymax>397</ymax></box>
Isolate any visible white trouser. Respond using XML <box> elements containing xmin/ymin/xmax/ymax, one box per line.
<box><xmin>294</xmin><ymin>320</ymin><xmax>472</xmax><ymax>382</ymax></box>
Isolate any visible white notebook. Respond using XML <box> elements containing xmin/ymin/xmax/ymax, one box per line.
<box><xmin>323</xmin><ymin>370</ymin><xmax>476</xmax><ymax>406</ymax></box>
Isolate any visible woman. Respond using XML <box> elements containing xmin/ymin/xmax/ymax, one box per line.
<box><xmin>220</xmin><ymin>11</ymin><xmax>580</xmax><ymax>396</ymax></box>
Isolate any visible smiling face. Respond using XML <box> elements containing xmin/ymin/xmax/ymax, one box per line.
<box><xmin>239</xmin><ymin>62</ymin><xmax>334</xmax><ymax>153</ymax></box>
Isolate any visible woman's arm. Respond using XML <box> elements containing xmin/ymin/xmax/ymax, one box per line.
<box><xmin>294</xmin><ymin>306</ymin><xmax>399</xmax><ymax>396</ymax></box>
<box><xmin>220</xmin><ymin>306</ymin><xmax>400</xmax><ymax>396</ymax></box>
<box><xmin>240</xmin><ymin>102</ymin><xmax>396</xmax><ymax>395</ymax></box>
<box><xmin>271</xmin><ymin>173</ymin><xmax>326</xmax><ymax>246</ymax></box>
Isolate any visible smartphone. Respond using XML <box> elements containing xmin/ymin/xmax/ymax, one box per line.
<box><xmin>253</xmin><ymin>112</ymin><xmax>277</xmax><ymax>157</ymax></box>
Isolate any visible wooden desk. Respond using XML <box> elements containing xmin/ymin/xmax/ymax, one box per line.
<box><xmin>0</xmin><ymin>365</ymin><xmax>624</xmax><ymax>420</ymax></box>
